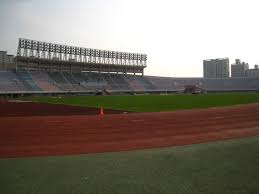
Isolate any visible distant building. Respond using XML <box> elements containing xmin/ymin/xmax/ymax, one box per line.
<box><xmin>203</xmin><ymin>58</ymin><xmax>229</xmax><ymax>78</ymax></box>
<box><xmin>231</xmin><ymin>59</ymin><xmax>249</xmax><ymax>77</ymax></box>
<box><xmin>246</xmin><ymin>65</ymin><xmax>259</xmax><ymax>77</ymax></box>
<box><xmin>0</xmin><ymin>51</ymin><xmax>14</xmax><ymax>70</ymax></box>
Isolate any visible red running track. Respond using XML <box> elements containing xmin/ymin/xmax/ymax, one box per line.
<box><xmin>0</xmin><ymin>103</ymin><xmax>259</xmax><ymax>158</ymax></box>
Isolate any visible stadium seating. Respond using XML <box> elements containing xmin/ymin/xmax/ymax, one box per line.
<box><xmin>100</xmin><ymin>73</ymin><xmax>121</xmax><ymax>90</ymax></box>
<box><xmin>62</xmin><ymin>72</ymin><xmax>87</xmax><ymax>91</ymax></box>
<box><xmin>0</xmin><ymin>70</ymin><xmax>259</xmax><ymax>93</ymax></box>
<box><xmin>47</xmin><ymin>72</ymin><xmax>75</xmax><ymax>91</ymax></box>
<box><xmin>15</xmin><ymin>71</ymin><xmax>42</xmax><ymax>91</ymax></box>
<box><xmin>123</xmin><ymin>75</ymin><xmax>145</xmax><ymax>91</ymax></box>
<box><xmin>146</xmin><ymin>76</ymin><xmax>259</xmax><ymax>92</ymax></box>
<box><xmin>80</xmin><ymin>73</ymin><xmax>108</xmax><ymax>91</ymax></box>
<box><xmin>0</xmin><ymin>71</ymin><xmax>26</xmax><ymax>92</ymax></box>
<box><xmin>133</xmin><ymin>75</ymin><xmax>156</xmax><ymax>90</ymax></box>
<box><xmin>108</xmin><ymin>74</ymin><xmax>132</xmax><ymax>91</ymax></box>
<box><xmin>123</xmin><ymin>75</ymin><xmax>156</xmax><ymax>91</ymax></box>
<box><xmin>30</xmin><ymin>72</ymin><xmax>60</xmax><ymax>91</ymax></box>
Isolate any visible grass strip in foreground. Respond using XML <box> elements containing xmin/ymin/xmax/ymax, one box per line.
<box><xmin>1</xmin><ymin>136</ymin><xmax>259</xmax><ymax>194</ymax></box>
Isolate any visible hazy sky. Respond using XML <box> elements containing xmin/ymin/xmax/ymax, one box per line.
<box><xmin>0</xmin><ymin>0</ymin><xmax>259</xmax><ymax>77</ymax></box>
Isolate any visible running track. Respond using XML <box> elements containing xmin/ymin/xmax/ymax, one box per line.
<box><xmin>0</xmin><ymin>102</ymin><xmax>259</xmax><ymax>158</ymax></box>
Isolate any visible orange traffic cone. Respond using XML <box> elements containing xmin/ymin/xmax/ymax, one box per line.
<box><xmin>100</xmin><ymin>107</ymin><xmax>104</xmax><ymax>115</ymax></box>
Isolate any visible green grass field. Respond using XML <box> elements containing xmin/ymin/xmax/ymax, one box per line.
<box><xmin>1</xmin><ymin>136</ymin><xmax>259</xmax><ymax>194</ymax></box>
<box><xmin>23</xmin><ymin>93</ymin><xmax>259</xmax><ymax>112</ymax></box>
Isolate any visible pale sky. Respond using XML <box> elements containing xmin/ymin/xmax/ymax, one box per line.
<box><xmin>0</xmin><ymin>0</ymin><xmax>259</xmax><ymax>77</ymax></box>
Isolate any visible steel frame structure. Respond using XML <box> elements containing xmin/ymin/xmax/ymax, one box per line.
<box><xmin>17</xmin><ymin>38</ymin><xmax>147</xmax><ymax>66</ymax></box>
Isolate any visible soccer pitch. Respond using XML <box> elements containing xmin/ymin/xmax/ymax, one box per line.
<box><xmin>25</xmin><ymin>93</ymin><xmax>259</xmax><ymax>112</ymax></box>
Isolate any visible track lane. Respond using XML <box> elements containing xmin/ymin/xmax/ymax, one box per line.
<box><xmin>0</xmin><ymin>103</ymin><xmax>259</xmax><ymax>158</ymax></box>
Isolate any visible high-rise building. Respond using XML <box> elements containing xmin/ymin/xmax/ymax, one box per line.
<box><xmin>246</xmin><ymin>65</ymin><xmax>259</xmax><ymax>77</ymax></box>
<box><xmin>0</xmin><ymin>51</ymin><xmax>14</xmax><ymax>70</ymax></box>
<box><xmin>231</xmin><ymin>59</ymin><xmax>249</xmax><ymax>77</ymax></box>
<box><xmin>203</xmin><ymin>58</ymin><xmax>229</xmax><ymax>78</ymax></box>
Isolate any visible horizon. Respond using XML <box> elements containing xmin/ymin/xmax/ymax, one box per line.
<box><xmin>1</xmin><ymin>0</ymin><xmax>259</xmax><ymax>77</ymax></box>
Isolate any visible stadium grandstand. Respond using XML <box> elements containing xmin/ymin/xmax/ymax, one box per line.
<box><xmin>146</xmin><ymin>76</ymin><xmax>259</xmax><ymax>92</ymax></box>
<box><xmin>0</xmin><ymin>38</ymin><xmax>259</xmax><ymax>96</ymax></box>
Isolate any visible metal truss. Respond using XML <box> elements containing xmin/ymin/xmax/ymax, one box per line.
<box><xmin>17</xmin><ymin>38</ymin><xmax>147</xmax><ymax>66</ymax></box>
